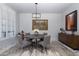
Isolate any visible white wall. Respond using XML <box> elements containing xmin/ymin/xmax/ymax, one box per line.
<box><xmin>19</xmin><ymin>13</ymin><xmax>63</xmax><ymax>41</ymax></box>
<box><xmin>63</xmin><ymin>4</ymin><xmax>79</xmax><ymax>35</ymax></box>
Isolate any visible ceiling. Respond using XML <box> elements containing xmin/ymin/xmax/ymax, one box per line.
<box><xmin>6</xmin><ymin>3</ymin><xmax>73</xmax><ymax>13</ymax></box>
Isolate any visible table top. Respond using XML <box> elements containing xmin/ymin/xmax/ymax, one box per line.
<box><xmin>25</xmin><ymin>34</ymin><xmax>44</xmax><ymax>39</ymax></box>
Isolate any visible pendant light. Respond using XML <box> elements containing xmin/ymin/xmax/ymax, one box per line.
<box><xmin>32</xmin><ymin>3</ymin><xmax>41</xmax><ymax>18</ymax></box>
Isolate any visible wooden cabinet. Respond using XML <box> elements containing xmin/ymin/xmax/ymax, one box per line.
<box><xmin>58</xmin><ymin>33</ymin><xmax>79</xmax><ymax>50</ymax></box>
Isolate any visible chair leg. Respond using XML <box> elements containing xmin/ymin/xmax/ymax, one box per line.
<box><xmin>45</xmin><ymin>47</ymin><xmax>48</xmax><ymax>54</ymax></box>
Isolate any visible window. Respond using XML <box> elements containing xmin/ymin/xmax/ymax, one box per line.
<box><xmin>0</xmin><ymin>6</ymin><xmax>16</xmax><ymax>39</ymax></box>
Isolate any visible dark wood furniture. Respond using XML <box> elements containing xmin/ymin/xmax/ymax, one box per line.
<box><xmin>58</xmin><ymin>33</ymin><xmax>79</xmax><ymax>50</ymax></box>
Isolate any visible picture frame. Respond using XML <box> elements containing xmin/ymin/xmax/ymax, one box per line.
<box><xmin>65</xmin><ymin>10</ymin><xmax>77</xmax><ymax>31</ymax></box>
<box><xmin>32</xmin><ymin>19</ymin><xmax>48</xmax><ymax>30</ymax></box>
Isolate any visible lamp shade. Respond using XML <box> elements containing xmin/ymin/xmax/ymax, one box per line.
<box><xmin>33</xmin><ymin>29</ymin><xmax>39</xmax><ymax>33</ymax></box>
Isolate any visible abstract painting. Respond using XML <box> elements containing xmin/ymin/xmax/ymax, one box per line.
<box><xmin>32</xmin><ymin>19</ymin><xmax>48</xmax><ymax>30</ymax></box>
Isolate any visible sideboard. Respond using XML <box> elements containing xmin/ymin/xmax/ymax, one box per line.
<box><xmin>58</xmin><ymin>33</ymin><xmax>79</xmax><ymax>50</ymax></box>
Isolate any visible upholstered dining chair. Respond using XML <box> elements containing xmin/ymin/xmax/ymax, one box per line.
<box><xmin>39</xmin><ymin>35</ymin><xmax>51</xmax><ymax>49</ymax></box>
<box><xmin>16</xmin><ymin>35</ymin><xmax>31</xmax><ymax>49</ymax></box>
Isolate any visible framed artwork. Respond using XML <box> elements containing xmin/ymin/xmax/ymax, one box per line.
<box><xmin>32</xmin><ymin>19</ymin><xmax>48</xmax><ymax>30</ymax></box>
<box><xmin>65</xmin><ymin>10</ymin><xmax>77</xmax><ymax>31</ymax></box>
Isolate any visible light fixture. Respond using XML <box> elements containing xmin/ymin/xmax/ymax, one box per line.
<box><xmin>33</xmin><ymin>29</ymin><xmax>39</xmax><ymax>34</ymax></box>
<box><xmin>35</xmin><ymin>3</ymin><xmax>38</xmax><ymax>18</ymax></box>
<box><xmin>32</xmin><ymin>3</ymin><xmax>40</xmax><ymax>32</ymax></box>
<box><xmin>32</xmin><ymin>3</ymin><xmax>41</xmax><ymax>18</ymax></box>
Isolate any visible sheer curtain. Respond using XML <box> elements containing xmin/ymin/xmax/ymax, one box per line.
<box><xmin>0</xmin><ymin>5</ymin><xmax>16</xmax><ymax>39</ymax></box>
